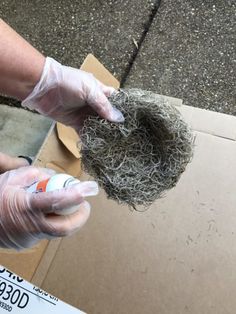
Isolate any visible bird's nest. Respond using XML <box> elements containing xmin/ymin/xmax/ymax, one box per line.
<box><xmin>80</xmin><ymin>89</ymin><xmax>193</xmax><ymax>209</ymax></box>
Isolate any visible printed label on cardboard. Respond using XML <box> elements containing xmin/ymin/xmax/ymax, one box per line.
<box><xmin>0</xmin><ymin>266</ymin><xmax>85</xmax><ymax>313</ymax></box>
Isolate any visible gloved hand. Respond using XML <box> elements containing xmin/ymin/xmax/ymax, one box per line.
<box><xmin>22</xmin><ymin>57</ymin><xmax>124</xmax><ymax>132</ymax></box>
<box><xmin>0</xmin><ymin>166</ymin><xmax>98</xmax><ymax>250</ymax></box>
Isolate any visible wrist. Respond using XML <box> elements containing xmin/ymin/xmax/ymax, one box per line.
<box><xmin>18</xmin><ymin>55</ymin><xmax>46</xmax><ymax>101</ymax></box>
<box><xmin>22</xmin><ymin>57</ymin><xmax>62</xmax><ymax>111</ymax></box>
<box><xmin>0</xmin><ymin>53</ymin><xmax>46</xmax><ymax>101</ymax></box>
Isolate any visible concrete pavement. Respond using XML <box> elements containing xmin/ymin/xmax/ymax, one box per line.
<box><xmin>0</xmin><ymin>105</ymin><xmax>51</xmax><ymax>156</ymax></box>
<box><xmin>125</xmin><ymin>0</ymin><xmax>236</xmax><ymax>114</ymax></box>
<box><xmin>0</xmin><ymin>0</ymin><xmax>235</xmax><ymax>156</ymax></box>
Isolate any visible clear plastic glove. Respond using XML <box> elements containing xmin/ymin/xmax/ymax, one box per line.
<box><xmin>22</xmin><ymin>57</ymin><xmax>124</xmax><ymax>132</ymax></box>
<box><xmin>0</xmin><ymin>166</ymin><xmax>98</xmax><ymax>250</ymax></box>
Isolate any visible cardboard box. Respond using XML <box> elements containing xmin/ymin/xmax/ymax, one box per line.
<box><xmin>1</xmin><ymin>55</ymin><xmax>236</xmax><ymax>314</ymax></box>
<box><xmin>0</xmin><ymin>265</ymin><xmax>85</xmax><ymax>313</ymax></box>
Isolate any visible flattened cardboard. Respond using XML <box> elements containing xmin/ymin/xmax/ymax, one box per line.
<box><xmin>39</xmin><ymin>114</ymin><xmax>236</xmax><ymax>314</ymax></box>
<box><xmin>0</xmin><ymin>241</ymin><xmax>49</xmax><ymax>282</ymax></box>
<box><xmin>1</xmin><ymin>54</ymin><xmax>236</xmax><ymax>314</ymax></box>
<box><xmin>35</xmin><ymin>59</ymin><xmax>236</xmax><ymax>313</ymax></box>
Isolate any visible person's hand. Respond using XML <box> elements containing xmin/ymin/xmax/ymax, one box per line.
<box><xmin>22</xmin><ymin>57</ymin><xmax>124</xmax><ymax>132</ymax></box>
<box><xmin>0</xmin><ymin>152</ymin><xmax>31</xmax><ymax>174</ymax></box>
<box><xmin>0</xmin><ymin>166</ymin><xmax>98</xmax><ymax>250</ymax></box>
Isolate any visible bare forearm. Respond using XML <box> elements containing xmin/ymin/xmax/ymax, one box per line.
<box><xmin>0</xmin><ymin>19</ymin><xmax>45</xmax><ymax>100</ymax></box>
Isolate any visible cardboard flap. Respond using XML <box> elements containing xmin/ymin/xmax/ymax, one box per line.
<box><xmin>56</xmin><ymin>123</ymin><xmax>81</xmax><ymax>158</ymax></box>
<box><xmin>81</xmin><ymin>53</ymin><xmax>120</xmax><ymax>88</ymax></box>
<box><xmin>46</xmin><ymin>159</ymin><xmax>81</xmax><ymax>178</ymax></box>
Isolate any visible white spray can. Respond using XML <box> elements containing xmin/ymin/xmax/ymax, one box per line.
<box><xmin>27</xmin><ymin>173</ymin><xmax>80</xmax><ymax>215</ymax></box>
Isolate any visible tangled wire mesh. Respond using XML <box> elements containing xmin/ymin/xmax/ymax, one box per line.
<box><xmin>80</xmin><ymin>88</ymin><xmax>193</xmax><ymax>209</ymax></box>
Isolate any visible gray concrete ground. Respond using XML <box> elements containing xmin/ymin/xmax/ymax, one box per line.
<box><xmin>0</xmin><ymin>0</ymin><xmax>235</xmax><ymax>157</ymax></box>
<box><xmin>0</xmin><ymin>0</ymin><xmax>156</xmax><ymax>106</ymax></box>
<box><xmin>0</xmin><ymin>0</ymin><xmax>155</xmax><ymax>81</ymax></box>
<box><xmin>0</xmin><ymin>105</ymin><xmax>52</xmax><ymax>157</ymax></box>
<box><xmin>125</xmin><ymin>0</ymin><xmax>236</xmax><ymax>114</ymax></box>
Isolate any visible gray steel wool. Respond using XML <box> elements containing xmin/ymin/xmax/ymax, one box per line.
<box><xmin>80</xmin><ymin>89</ymin><xmax>193</xmax><ymax>208</ymax></box>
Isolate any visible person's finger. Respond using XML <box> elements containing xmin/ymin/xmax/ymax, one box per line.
<box><xmin>88</xmin><ymin>91</ymin><xmax>124</xmax><ymax>123</ymax></box>
<box><xmin>18</xmin><ymin>156</ymin><xmax>33</xmax><ymax>165</ymax></box>
<box><xmin>0</xmin><ymin>152</ymin><xmax>30</xmax><ymax>173</ymax></box>
<box><xmin>29</xmin><ymin>181</ymin><xmax>98</xmax><ymax>213</ymax></box>
<box><xmin>96</xmin><ymin>80</ymin><xmax>117</xmax><ymax>97</ymax></box>
<box><xmin>8</xmin><ymin>167</ymin><xmax>56</xmax><ymax>186</ymax></box>
<box><xmin>42</xmin><ymin>200</ymin><xmax>91</xmax><ymax>237</ymax></box>
<box><xmin>61</xmin><ymin>106</ymin><xmax>95</xmax><ymax>133</ymax></box>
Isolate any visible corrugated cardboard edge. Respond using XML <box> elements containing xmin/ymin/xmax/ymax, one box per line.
<box><xmin>31</xmin><ymin>239</ymin><xmax>61</xmax><ymax>286</ymax></box>
<box><xmin>178</xmin><ymin>105</ymin><xmax>236</xmax><ymax>141</ymax></box>
<box><xmin>162</xmin><ymin>95</ymin><xmax>182</xmax><ymax>107</ymax></box>
<box><xmin>34</xmin><ymin>121</ymin><xmax>56</xmax><ymax>162</ymax></box>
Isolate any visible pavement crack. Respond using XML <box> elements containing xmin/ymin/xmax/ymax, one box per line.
<box><xmin>120</xmin><ymin>0</ymin><xmax>162</xmax><ymax>87</ymax></box>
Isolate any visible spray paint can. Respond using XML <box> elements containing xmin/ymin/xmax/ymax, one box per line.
<box><xmin>27</xmin><ymin>174</ymin><xmax>80</xmax><ymax>215</ymax></box>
